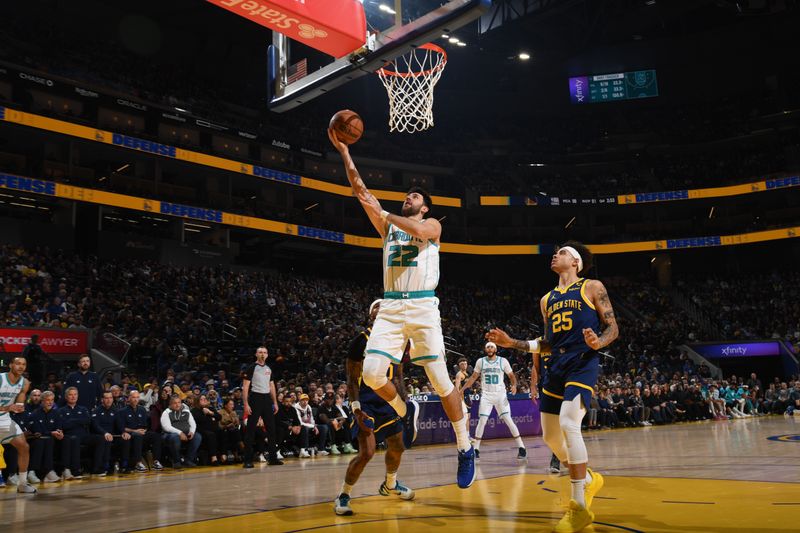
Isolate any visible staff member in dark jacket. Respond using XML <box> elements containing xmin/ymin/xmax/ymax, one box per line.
<box><xmin>63</xmin><ymin>355</ymin><xmax>104</xmax><ymax>410</ymax></box>
<box><xmin>242</xmin><ymin>346</ymin><xmax>283</xmax><ymax>468</ymax></box>
<box><xmin>57</xmin><ymin>387</ymin><xmax>104</xmax><ymax>479</ymax></box>
<box><xmin>120</xmin><ymin>390</ymin><xmax>164</xmax><ymax>473</ymax></box>
<box><xmin>91</xmin><ymin>391</ymin><xmax>128</xmax><ymax>475</ymax></box>
<box><xmin>26</xmin><ymin>391</ymin><xmax>61</xmax><ymax>483</ymax></box>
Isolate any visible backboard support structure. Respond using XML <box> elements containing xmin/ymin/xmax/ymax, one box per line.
<box><xmin>268</xmin><ymin>0</ymin><xmax>491</xmax><ymax>113</ymax></box>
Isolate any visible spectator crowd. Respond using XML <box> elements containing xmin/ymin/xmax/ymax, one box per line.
<box><xmin>1</xmin><ymin>243</ymin><xmax>799</xmax><ymax>488</ymax></box>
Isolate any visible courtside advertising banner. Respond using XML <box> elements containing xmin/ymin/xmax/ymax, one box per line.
<box><xmin>413</xmin><ymin>396</ymin><xmax>541</xmax><ymax>445</ymax></box>
<box><xmin>0</xmin><ymin>327</ymin><xmax>89</xmax><ymax>355</ymax></box>
<box><xmin>207</xmin><ymin>0</ymin><xmax>367</xmax><ymax>57</ymax></box>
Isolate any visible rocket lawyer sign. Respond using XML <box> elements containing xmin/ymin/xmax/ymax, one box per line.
<box><xmin>208</xmin><ymin>0</ymin><xmax>367</xmax><ymax>58</ymax></box>
<box><xmin>0</xmin><ymin>327</ymin><xmax>89</xmax><ymax>356</ymax></box>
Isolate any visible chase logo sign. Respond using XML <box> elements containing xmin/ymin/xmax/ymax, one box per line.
<box><xmin>767</xmin><ymin>434</ymin><xmax>800</xmax><ymax>442</ymax></box>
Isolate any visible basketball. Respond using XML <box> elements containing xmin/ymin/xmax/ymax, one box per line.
<box><xmin>329</xmin><ymin>109</ymin><xmax>364</xmax><ymax>145</ymax></box>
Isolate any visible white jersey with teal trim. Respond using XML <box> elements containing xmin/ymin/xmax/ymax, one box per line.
<box><xmin>0</xmin><ymin>372</ymin><xmax>25</xmax><ymax>427</ymax></box>
<box><xmin>475</xmin><ymin>356</ymin><xmax>512</xmax><ymax>395</ymax></box>
<box><xmin>383</xmin><ymin>222</ymin><xmax>440</xmax><ymax>294</ymax></box>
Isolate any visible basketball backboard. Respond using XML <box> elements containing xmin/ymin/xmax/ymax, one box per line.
<box><xmin>268</xmin><ymin>0</ymin><xmax>491</xmax><ymax>112</ymax></box>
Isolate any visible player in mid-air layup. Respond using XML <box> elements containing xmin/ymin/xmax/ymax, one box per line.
<box><xmin>487</xmin><ymin>242</ymin><xmax>619</xmax><ymax>532</ymax></box>
<box><xmin>459</xmin><ymin>341</ymin><xmax>527</xmax><ymax>461</ymax></box>
<box><xmin>329</xmin><ymin>128</ymin><xmax>475</xmax><ymax>488</ymax></box>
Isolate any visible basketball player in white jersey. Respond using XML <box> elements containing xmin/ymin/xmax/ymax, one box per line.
<box><xmin>460</xmin><ymin>342</ymin><xmax>527</xmax><ymax>460</ymax></box>
<box><xmin>329</xmin><ymin>128</ymin><xmax>475</xmax><ymax>488</ymax></box>
<box><xmin>0</xmin><ymin>356</ymin><xmax>37</xmax><ymax>493</ymax></box>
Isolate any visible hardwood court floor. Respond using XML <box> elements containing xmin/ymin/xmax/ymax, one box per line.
<box><xmin>2</xmin><ymin>416</ymin><xmax>799</xmax><ymax>532</ymax></box>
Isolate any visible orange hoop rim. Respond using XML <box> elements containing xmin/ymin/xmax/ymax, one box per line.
<box><xmin>376</xmin><ymin>43</ymin><xmax>448</xmax><ymax>79</ymax></box>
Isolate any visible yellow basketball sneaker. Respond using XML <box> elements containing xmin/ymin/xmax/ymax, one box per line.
<box><xmin>585</xmin><ymin>468</ymin><xmax>604</xmax><ymax>508</ymax></box>
<box><xmin>553</xmin><ymin>499</ymin><xmax>594</xmax><ymax>533</ymax></box>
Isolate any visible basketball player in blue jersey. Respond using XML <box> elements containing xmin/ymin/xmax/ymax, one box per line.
<box><xmin>487</xmin><ymin>241</ymin><xmax>619</xmax><ymax>532</ymax></box>
<box><xmin>0</xmin><ymin>356</ymin><xmax>37</xmax><ymax>493</ymax></box>
<box><xmin>335</xmin><ymin>301</ymin><xmax>415</xmax><ymax>516</ymax></box>
<box><xmin>329</xmin><ymin>129</ymin><xmax>475</xmax><ymax>488</ymax></box>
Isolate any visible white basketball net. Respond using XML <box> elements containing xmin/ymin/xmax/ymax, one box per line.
<box><xmin>377</xmin><ymin>43</ymin><xmax>447</xmax><ymax>133</ymax></box>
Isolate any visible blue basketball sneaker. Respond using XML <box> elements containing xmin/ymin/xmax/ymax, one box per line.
<box><xmin>379</xmin><ymin>480</ymin><xmax>415</xmax><ymax>500</ymax></box>
<box><xmin>334</xmin><ymin>493</ymin><xmax>353</xmax><ymax>516</ymax></box>
<box><xmin>402</xmin><ymin>400</ymin><xmax>419</xmax><ymax>449</ymax></box>
<box><xmin>457</xmin><ymin>446</ymin><xmax>476</xmax><ymax>489</ymax></box>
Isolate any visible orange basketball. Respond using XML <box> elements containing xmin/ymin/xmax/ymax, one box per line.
<box><xmin>329</xmin><ymin>109</ymin><xmax>364</xmax><ymax>145</ymax></box>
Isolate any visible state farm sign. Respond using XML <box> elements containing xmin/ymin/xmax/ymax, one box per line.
<box><xmin>208</xmin><ymin>0</ymin><xmax>366</xmax><ymax>58</ymax></box>
<box><xmin>0</xmin><ymin>328</ymin><xmax>89</xmax><ymax>355</ymax></box>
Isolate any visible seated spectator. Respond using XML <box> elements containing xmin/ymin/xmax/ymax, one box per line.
<box><xmin>218</xmin><ymin>399</ymin><xmax>243</xmax><ymax>463</ymax></box>
<box><xmin>26</xmin><ymin>390</ymin><xmax>60</xmax><ymax>483</ymax></box>
<box><xmin>160</xmin><ymin>394</ymin><xmax>201</xmax><ymax>468</ymax></box>
<box><xmin>120</xmin><ymin>390</ymin><xmax>164</xmax><ymax>473</ymax></box>
<box><xmin>191</xmin><ymin>394</ymin><xmax>222</xmax><ymax>465</ymax></box>
<box><xmin>294</xmin><ymin>393</ymin><xmax>328</xmax><ymax>457</ymax></box>
<box><xmin>276</xmin><ymin>395</ymin><xmax>302</xmax><ymax>456</ymax></box>
<box><xmin>57</xmin><ymin>387</ymin><xmax>104</xmax><ymax>479</ymax></box>
<box><xmin>317</xmin><ymin>392</ymin><xmax>354</xmax><ymax>455</ymax></box>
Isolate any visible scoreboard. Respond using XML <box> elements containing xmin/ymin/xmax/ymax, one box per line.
<box><xmin>569</xmin><ymin>70</ymin><xmax>658</xmax><ymax>104</ymax></box>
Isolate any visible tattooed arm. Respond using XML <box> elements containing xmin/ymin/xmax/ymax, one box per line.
<box><xmin>328</xmin><ymin>128</ymin><xmax>388</xmax><ymax>238</ymax></box>
<box><xmin>583</xmin><ymin>280</ymin><xmax>620</xmax><ymax>350</ymax></box>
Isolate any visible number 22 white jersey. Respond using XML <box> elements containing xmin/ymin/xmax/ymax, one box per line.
<box><xmin>475</xmin><ymin>356</ymin><xmax>512</xmax><ymax>395</ymax></box>
<box><xmin>383</xmin><ymin>222</ymin><xmax>440</xmax><ymax>294</ymax></box>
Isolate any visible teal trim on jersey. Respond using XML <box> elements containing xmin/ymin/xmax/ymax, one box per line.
<box><xmin>410</xmin><ymin>355</ymin><xmax>438</xmax><ymax>362</ymax></box>
<box><xmin>366</xmin><ymin>349</ymin><xmax>401</xmax><ymax>363</ymax></box>
<box><xmin>428</xmin><ymin>239</ymin><xmax>440</xmax><ymax>248</ymax></box>
<box><xmin>383</xmin><ymin>290</ymin><xmax>436</xmax><ymax>299</ymax></box>
<box><xmin>479</xmin><ymin>413</ymin><xmax>490</xmax><ymax>417</ymax></box>
<box><xmin>500</xmin><ymin>411</ymin><xmax>510</xmax><ymax>417</ymax></box>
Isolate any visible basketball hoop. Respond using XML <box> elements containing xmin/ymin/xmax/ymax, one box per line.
<box><xmin>377</xmin><ymin>43</ymin><xmax>447</xmax><ymax>133</ymax></box>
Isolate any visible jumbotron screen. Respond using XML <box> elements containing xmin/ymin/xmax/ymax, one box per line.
<box><xmin>569</xmin><ymin>69</ymin><xmax>658</xmax><ymax>104</ymax></box>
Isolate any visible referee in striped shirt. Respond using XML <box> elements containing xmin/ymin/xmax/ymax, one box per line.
<box><xmin>242</xmin><ymin>346</ymin><xmax>283</xmax><ymax>468</ymax></box>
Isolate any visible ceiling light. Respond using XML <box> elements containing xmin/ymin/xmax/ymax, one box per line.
<box><xmin>457</xmin><ymin>42</ymin><xmax>466</xmax><ymax>47</ymax></box>
<box><xmin>449</xmin><ymin>37</ymin><xmax>459</xmax><ymax>43</ymax></box>
<box><xmin>519</xmin><ymin>52</ymin><xmax>531</xmax><ymax>60</ymax></box>
<box><xmin>441</xmin><ymin>34</ymin><xmax>449</xmax><ymax>39</ymax></box>
<box><xmin>379</xmin><ymin>4</ymin><xmax>396</xmax><ymax>14</ymax></box>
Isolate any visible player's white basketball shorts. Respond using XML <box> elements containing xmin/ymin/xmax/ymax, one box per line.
<box><xmin>365</xmin><ymin>295</ymin><xmax>445</xmax><ymax>366</ymax></box>
<box><xmin>0</xmin><ymin>420</ymin><xmax>23</xmax><ymax>444</ymax></box>
<box><xmin>478</xmin><ymin>393</ymin><xmax>511</xmax><ymax>418</ymax></box>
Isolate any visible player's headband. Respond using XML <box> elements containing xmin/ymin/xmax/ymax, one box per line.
<box><xmin>485</xmin><ymin>341</ymin><xmax>497</xmax><ymax>350</ymax></box>
<box><xmin>561</xmin><ymin>246</ymin><xmax>584</xmax><ymax>273</ymax></box>
<box><xmin>368</xmin><ymin>299</ymin><xmax>381</xmax><ymax>316</ymax></box>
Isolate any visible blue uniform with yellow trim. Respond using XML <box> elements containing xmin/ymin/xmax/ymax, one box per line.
<box><xmin>347</xmin><ymin>328</ymin><xmax>403</xmax><ymax>444</ymax></box>
<box><xmin>539</xmin><ymin>278</ymin><xmax>600</xmax><ymax>415</ymax></box>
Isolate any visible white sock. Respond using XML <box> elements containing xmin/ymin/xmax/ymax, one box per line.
<box><xmin>571</xmin><ymin>479</ymin><xmax>586</xmax><ymax>507</ymax></box>
<box><xmin>389</xmin><ymin>395</ymin><xmax>407</xmax><ymax>417</ymax></box>
<box><xmin>514</xmin><ymin>436</ymin><xmax>524</xmax><ymax>448</ymax></box>
<box><xmin>19</xmin><ymin>471</ymin><xmax>27</xmax><ymax>484</ymax></box>
<box><xmin>341</xmin><ymin>482</ymin><xmax>353</xmax><ymax>496</ymax></box>
<box><xmin>585</xmin><ymin>470</ymin><xmax>592</xmax><ymax>484</ymax></box>
<box><xmin>385</xmin><ymin>471</ymin><xmax>397</xmax><ymax>489</ymax></box>
<box><xmin>474</xmin><ymin>439</ymin><xmax>481</xmax><ymax>451</ymax></box>
<box><xmin>453</xmin><ymin>416</ymin><xmax>470</xmax><ymax>452</ymax></box>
